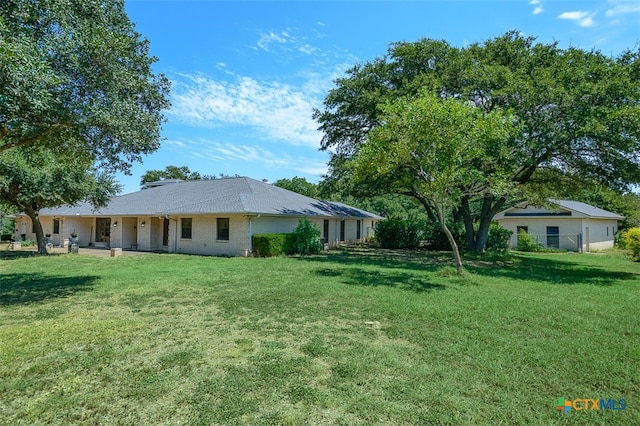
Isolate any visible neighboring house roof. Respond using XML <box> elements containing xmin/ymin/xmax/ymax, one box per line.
<box><xmin>493</xmin><ymin>199</ymin><xmax>624</xmax><ymax>220</ymax></box>
<box><xmin>37</xmin><ymin>177</ymin><xmax>383</xmax><ymax>219</ymax></box>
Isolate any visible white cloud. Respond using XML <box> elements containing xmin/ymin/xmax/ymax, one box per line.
<box><xmin>558</xmin><ymin>11</ymin><xmax>597</xmax><ymax>27</ymax></box>
<box><xmin>256</xmin><ymin>31</ymin><xmax>290</xmax><ymax>51</ymax></box>
<box><xmin>529</xmin><ymin>1</ymin><xmax>543</xmax><ymax>15</ymax></box>
<box><xmin>558</xmin><ymin>11</ymin><xmax>589</xmax><ymax>20</ymax></box>
<box><xmin>169</xmin><ymin>139</ymin><xmax>328</xmax><ymax>177</ymax></box>
<box><xmin>606</xmin><ymin>0</ymin><xmax>640</xmax><ymax>16</ymax></box>
<box><xmin>254</xmin><ymin>28</ymin><xmax>319</xmax><ymax>57</ymax></box>
<box><xmin>169</xmin><ymin>74</ymin><xmax>323</xmax><ymax>148</ymax></box>
<box><xmin>579</xmin><ymin>16</ymin><xmax>596</xmax><ymax>27</ymax></box>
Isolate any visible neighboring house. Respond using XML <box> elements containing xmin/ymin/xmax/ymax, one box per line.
<box><xmin>14</xmin><ymin>177</ymin><xmax>382</xmax><ymax>256</ymax></box>
<box><xmin>493</xmin><ymin>199</ymin><xmax>624</xmax><ymax>252</ymax></box>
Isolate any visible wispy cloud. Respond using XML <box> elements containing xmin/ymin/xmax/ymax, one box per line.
<box><xmin>529</xmin><ymin>0</ymin><xmax>543</xmax><ymax>15</ymax></box>
<box><xmin>167</xmin><ymin>139</ymin><xmax>328</xmax><ymax>177</ymax></box>
<box><xmin>169</xmin><ymin>74</ymin><xmax>322</xmax><ymax>148</ymax></box>
<box><xmin>605</xmin><ymin>0</ymin><xmax>640</xmax><ymax>16</ymax></box>
<box><xmin>558</xmin><ymin>11</ymin><xmax>596</xmax><ymax>27</ymax></box>
<box><xmin>256</xmin><ymin>31</ymin><xmax>290</xmax><ymax>52</ymax></box>
<box><xmin>254</xmin><ymin>28</ymin><xmax>320</xmax><ymax>56</ymax></box>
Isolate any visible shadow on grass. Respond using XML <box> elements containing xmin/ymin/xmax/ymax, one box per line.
<box><xmin>299</xmin><ymin>249</ymin><xmax>448</xmax><ymax>292</ymax></box>
<box><xmin>314</xmin><ymin>267</ymin><xmax>446</xmax><ymax>293</ymax></box>
<box><xmin>466</xmin><ymin>253</ymin><xmax>638</xmax><ymax>286</ymax></box>
<box><xmin>300</xmin><ymin>248</ymin><xmax>452</xmax><ymax>273</ymax></box>
<box><xmin>0</xmin><ymin>273</ymin><xmax>99</xmax><ymax>305</ymax></box>
<box><xmin>0</xmin><ymin>250</ymin><xmax>39</xmax><ymax>260</ymax></box>
<box><xmin>299</xmin><ymin>248</ymin><xmax>638</xmax><ymax>287</ymax></box>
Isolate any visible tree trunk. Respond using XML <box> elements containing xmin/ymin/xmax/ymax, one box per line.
<box><xmin>435</xmin><ymin>203</ymin><xmax>464</xmax><ymax>275</ymax></box>
<box><xmin>461</xmin><ymin>195</ymin><xmax>508</xmax><ymax>253</ymax></box>
<box><xmin>460</xmin><ymin>196</ymin><xmax>476</xmax><ymax>250</ymax></box>
<box><xmin>24</xmin><ymin>207</ymin><xmax>47</xmax><ymax>254</ymax></box>
<box><xmin>408</xmin><ymin>190</ymin><xmax>438</xmax><ymax>223</ymax></box>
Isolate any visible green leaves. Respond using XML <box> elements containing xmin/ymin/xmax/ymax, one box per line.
<box><xmin>354</xmin><ymin>91</ymin><xmax>517</xmax><ymax>208</ymax></box>
<box><xmin>0</xmin><ymin>0</ymin><xmax>170</xmax><ymax>172</ymax></box>
<box><xmin>316</xmin><ymin>31</ymin><xmax>639</xmax><ymax>251</ymax></box>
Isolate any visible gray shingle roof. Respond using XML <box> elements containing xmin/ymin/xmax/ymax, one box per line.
<box><xmin>549</xmin><ymin>199</ymin><xmax>625</xmax><ymax>219</ymax></box>
<box><xmin>494</xmin><ymin>199</ymin><xmax>624</xmax><ymax>220</ymax></box>
<box><xmin>38</xmin><ymin>177</ymin><xmax>383</xmax><ymax>219</ymax></box>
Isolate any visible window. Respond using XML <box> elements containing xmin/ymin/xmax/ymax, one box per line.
<box><xmin>356</xmin><ymin>220</ymin><xmax>361</xmax><ymax>240</ymax></box>
<box><xmin>323</xmin><ymin>220</ymin><xmax>329</xmax><ymax>243</ymax></box>
<box><xmin>53</xmin><ymin>219</ymin><xmax>60</xmax><ymax>234</ymax></box>
<box><xmin>217</xmin><ymin>218</ymin><xmax>229</xmax><ymax>241</ymax></box>
<box><xmin>546</xmin><ymin>226</ymin><xmax>559</xmax><ymax>249</ymax></box>
<box><xmin>340</xmin><ymin>220</ymin><xmax>345</xmax><ymax>241</ymax></box>
<box><xmin>181</xmin><ymin>218</ymin><xmax>192</xmax><ymax>239</ymax></box>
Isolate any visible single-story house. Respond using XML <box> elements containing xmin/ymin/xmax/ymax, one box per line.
<box><xmin>14</xmin><ymin>177</ymin><xmax>382</xmax><ymax>256</ymax></box>
<box><xmin>493</xmin><ymin>199</ymin><xmax>624</xmax><ymax>252</ymax></box>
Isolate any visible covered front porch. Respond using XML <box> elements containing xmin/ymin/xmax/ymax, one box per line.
<box><xmin>23</xmin><ymin>215</ymin><xmax>171</xmax><ymax>252</ymax></box>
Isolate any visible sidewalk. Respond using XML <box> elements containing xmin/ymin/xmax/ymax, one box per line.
<box><xmin>43</xmin><ymin>246</ymin><xmax>157</xmax><ymax>257</ymax></box>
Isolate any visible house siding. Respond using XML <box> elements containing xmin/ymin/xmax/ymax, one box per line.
<box><xmin>496</xmin><ymin>203</ymin><xmax>621</xmax><ymax>252</ymax></box>
<box><xmin>171</xmin><ymin>215</ymin><xmax>248</xmax><ymax>256</ymax></box>
<box><xmin>14</xmin><ymin>176</ymin><xmax>383</xmax><ymax>256</ymax></box>
<box><xmin>582</xmin><ymin>219</ymin><xmax>619</xmax><ymax>251</ymax></box>
<box><xmin>499</xmin><ymin>217</ymin><xmax>584</xmax><ymax>251</ymax></box>
<box><xmin>59</xmin><ymin>218</ymin><xmax>93</xmax><ymax>246</ymax></box>
<box><xmin>250</xmin><ymin>216</ymin><xmax>374</xmax><ymax>249</ymax></box>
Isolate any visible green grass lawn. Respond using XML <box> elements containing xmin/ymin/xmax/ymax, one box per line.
<box><xmin>1</xmin><ymin>248</ymin><xmax>638</xmax><ymax>425</ymax></box>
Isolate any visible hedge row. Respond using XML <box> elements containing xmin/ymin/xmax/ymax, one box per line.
<box><xmin>252</xmin><ymin>218</ymin><xmax>322</xmax><ymax>257</ymax></box>
<box><xmin>252</xmin><ymin>233</ymin><xmax>288</xmax><ymax>257</ymax></box>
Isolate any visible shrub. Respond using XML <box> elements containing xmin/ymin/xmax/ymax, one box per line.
<box><xmin>252</xmin><ymin>233</ymin><xmax>288</xmax><ymax>257</ymax></box>
<box><xmin>375</xmin><ymin>219</ymin><xmax>425</xmax><ymax>249</ymax></box>
<box><xmin>486</xmin><ymin>223</ymin><xmax>513</xmax><ymax>252</ymax></box>
<box><xmin>286</xmin><ymin>218</ymin><xmax>321</xmax><ymax>255</ymax></box>
<box><xmin>423</xmin><ymin>221</ymin><xmax>466</xmax><ymax>251</ymax></box>
<box><xmin>620</xmin><ymin>227</ymin><xmax>640</xmax><ymax>260</ymax></box>
<box><xmin>516</xmin><ymin>231</ymin><xmax>543</xmax><ymax>252</ymax></box>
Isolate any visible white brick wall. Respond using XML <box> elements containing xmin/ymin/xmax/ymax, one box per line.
<box><xmin>172</xmin><ymin>215</ymin><xmax>249</xmax><ymax>256</ymax></box>
<box><xmin>20</xmin><ymin>213</ymin><xmax>381</xmax><ymax>255</ymax></box>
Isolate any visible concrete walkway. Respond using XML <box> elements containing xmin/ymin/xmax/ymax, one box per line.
<box><xmin>44</xmin><ymin>247</ymin><xmax>158</xmax><ymax>257</ymax></box>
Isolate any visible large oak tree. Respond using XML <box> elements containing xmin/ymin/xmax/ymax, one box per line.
<box><xmin>354</xmin><ymin>91</ymin><xmax>517</xmax><ymax>273</ymax></box>
<box><xmin>0</xmin><ymin>0</ymin><xmax>170</xmax><ymax>171</ymax></box>
<box><xmin>0</xmin><ymin>0</ymin><xmax>170</xmax><ymax>252</ymax></box>
<box><xmin>0</xmin><ymin>147</ymin><xmax>121</xmax><ymax>254</ymax></box>
<box><xmin>314</xmin><ymin>32</ymin><xmax>640</xmax><ymax>252</ymax></box>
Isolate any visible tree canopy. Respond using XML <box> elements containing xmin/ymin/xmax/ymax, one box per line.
<box><xmin>354</xmin><ymin>91</ymin><xmax>517</xmax><ymax>273</ymax></box>
<box><xmin>273</xmin><ymin>176</ymin><xmax>319</xmax><ymax>198</ymax></box>
<box><xmin>0</xmin><ymin>0</ymin><xmax>170</xmax><ymax>253</ymax></box>
<box><xmin>140</xmin><ymin>165</ymin><xmax>204</xmax><ymax>186</ymax></box>
<box><xmin>0</xmin><ymin>0</ymin><xmax>170</xmax><ymax>173</ymax></box>
<box><xmin>314</xmin><ymin>31</ymin><xmax>640</xmax><ymax>251</ymax></box>
<box><xmin>0</xmin><ymin>146</ymin><xmax>121</xmax><ymax>253</ymax></box>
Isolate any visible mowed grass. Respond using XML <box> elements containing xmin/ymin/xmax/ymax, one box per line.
<box><xmin>1</xmin><ymin>248</ymin><xmax>638</xmax><ymax>425</ymax></box>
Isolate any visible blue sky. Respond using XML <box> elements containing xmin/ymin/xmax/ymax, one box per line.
<box><xmin>118</xmin><ymin>0</ymin><xmax>640</xmax><ymax>194</ymax></box>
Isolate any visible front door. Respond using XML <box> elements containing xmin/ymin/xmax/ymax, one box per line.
<box><xmin>95</xmin><ymin>218</ymin><xmax>111</xmax><ymax>244</ymax></box>
<box><xmin>163</xmin><ymin>218</ymin><xmax>169</xmax><ymax>247</ymax></box>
